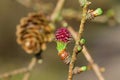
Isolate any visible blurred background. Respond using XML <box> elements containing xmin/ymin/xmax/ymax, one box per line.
<box><xmin>0</xmin><ymin>0</ymin><xmax>120</xmax><ymax>80</ymax></box>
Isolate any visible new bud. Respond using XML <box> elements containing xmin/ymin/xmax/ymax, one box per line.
<box><xmin>93</xmin><ymin>8</ymin><xmax>103</xmax><ymax>16</ymax></box>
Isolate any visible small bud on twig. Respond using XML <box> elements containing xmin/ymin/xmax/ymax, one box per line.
<box><xmin>87</xmin><ymin>8</ymin><xmax>103</xmax><ymax>20</ymax></box>
<box><xmin>73</xmin><ymin>66</ymin><xmax>88</xmax><ymax>74</ymax></box>
<box><xmin>93</xmin><ymin>8</ymin><xmax>103</xmax><ymax>16</ymax></box>
<box><xmin>80</xmin><ymin>38</ymin><xmax>86</xmax><ymax>45</ymax></box>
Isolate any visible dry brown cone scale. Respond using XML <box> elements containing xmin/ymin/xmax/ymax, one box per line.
<box><xmin>16</xmin><ymin>12</ymin><xmax>54</xmax><ymax>55</ymax></box>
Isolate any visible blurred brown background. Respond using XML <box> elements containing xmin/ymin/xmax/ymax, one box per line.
<box><xmin>0</xmin><ymin>0</ymin><xmax>120</xmax><ymax>80</ymax></box>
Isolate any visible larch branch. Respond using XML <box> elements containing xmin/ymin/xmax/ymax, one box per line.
<box><xmin>68</xmin><ymin>27</ymin><xmax>105</xmax><ymax>80</ymax></box>
<box><xmin>67</xmin><ymin>2</ymin><xmax>90</xmax><ymax>80</ymax></box>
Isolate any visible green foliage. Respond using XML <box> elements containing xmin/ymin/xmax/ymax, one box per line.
<box><xmin>77</xmin><ymin>46</ymin><xmax>82</xmax><ymax>51</ymax></box>
<box><xmin>80</xmin><ymin>38</ymin><xmax>86</xmax><ymax>45</ymax></box>
<box><xmin>56</xmin><ymin>41</ymin><xmax>67</xmax><ymax>52</ymax></box>
<box><xmin>81</xmin><ymin>66</ymin><xmax>87</xmax><ymax>71</ymax></box>
<box><xmin>94</xmin><ymin>8</ymin><xmax>103</xmax><ymax>16</ymax></box>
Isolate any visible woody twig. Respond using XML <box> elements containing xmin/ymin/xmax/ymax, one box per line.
<box><xmin>67</xmin><ymin>1</ymin><xmax>90</xmax><ymax>80</ymax></box>
<box><xmin>68</xmin><ymin>26</ymin><xmax>105</xmax><ymax>80</ymax></box>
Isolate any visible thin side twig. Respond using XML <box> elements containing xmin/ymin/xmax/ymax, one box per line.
<box><xmin>0</xmin><ymin>56</ymin><xmax>42</xmax><ymax>80</ymax></box>
<box><xmin>68</xmin><ymin>27</ymin><xmax>105</xmax><ymax>80</ymax></box>
<box><xmin>51</xmin><ymin>0</ymin><xmax>65</xmax><ymax>22</ymax></box>
<box><xmin>0</xmin><ymin>68</ymin><xmax>28</xmax><ymax>79</ymax></box>
<box><xmin>82</xmin><ymin>46</ymin><xmax>105</xmax><ymax>80</ymax></box>
<box><xmin>61</xmin><ymin>9</ymin><xmax>109</xmax><ymax>23</ymax></box>
<box><xmin>22</xmin><ymin>57</ymin><xmax>38</xmax><ymax>80</ymax></box>
<box><xmin>0</xmin><ymin>57</ymin><xmax>38</xmax><ymax>80</ymax></box>
<box><xmin>67</xmin><ymin>2</ymin><xmax>90</xmax><ymax>80</ymax></box>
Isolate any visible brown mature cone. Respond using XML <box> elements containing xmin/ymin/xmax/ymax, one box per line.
<box><xmin>16</xmin><ymin>12</ymin><xmax>54</xmax><ymax>54</ymax></box>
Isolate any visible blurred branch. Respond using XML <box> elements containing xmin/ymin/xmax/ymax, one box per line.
<box><xmin>22</xmin><ymin>57</ymin><xmax>38</xmax><ymax>80</ymax></box>
<box><xmin>16</xmin><ymin>0</ymin><xmax>53</xmax><ymax>12</ymax></box>
<box><xmin>0</xmin><ymin>57</ymin><xmax>39</xmax><ymax>80</ymax></box>
<box><xmin>0</xmin><ymin>68</ymin><xmax>28</xmax><ymax>79</ymax></box>
<box><xmin>51</xmin><ymin>0</ymin><xmax>66</xmax><ymax>22</ymax></box>
<box><xmin>16</xmin><ymin>0</ymin><xmax>33</xmax><ymax>7</ymax></box>
<box><xmin>82</xmin><ymin>46</ymin><xmax>105</xmax><ymax>80</ymax></box>
<box><xmin>68</xmin><ymin>27</ymin><xmax>105</xmax><ymax>80</ymax></box>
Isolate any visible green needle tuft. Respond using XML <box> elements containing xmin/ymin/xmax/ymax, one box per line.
<box><xmin>94</xmin><ymin>8</ymin><xmax>103</xmax><ymax>16</ymax></box>
<box><xmin>80</xmin><ymin>38</ymin><xmax>86</xmax><ymax>45</ymax></box>
<box><xmin>77</xmin><ymin>46</ymin><xmax>82</xmax><ymax>51</ymax></box>
<box><xmin>56</xmin><ymin>41</ymin><xmax>67</xmax><ymax>52</ymax></box>
<box><xmin>81</xmin><ymin>66</ymin><xmax>87</xmax><ymax>71</ymax></box>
